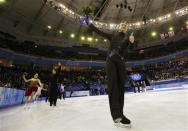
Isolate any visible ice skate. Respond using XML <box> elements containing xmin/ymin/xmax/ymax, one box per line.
<box><xmin>114</xmin><ymin>116</ymin><xmax>131</xmax><ymax>128</ymax></box>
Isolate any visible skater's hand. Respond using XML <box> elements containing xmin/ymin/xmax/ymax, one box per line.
<box><xmin>129</xmin><ymin>32</ymin><xmax>134</xmax><ymax>43</ymax></box>
<box><xmin>85</xmin><ymin>16</ymin><xmax>92</xmax><ymax>26</ymax></box>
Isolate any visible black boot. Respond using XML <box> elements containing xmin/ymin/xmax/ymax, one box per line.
<box><xmin>114</xmin><ymin>116</ymin><xmax>131</xmax><ymax>128</ymax></box>
<box><xmin>121</xmin><ymin>116</ymin><xmax>131</xmax><ymax>125</ymax></box>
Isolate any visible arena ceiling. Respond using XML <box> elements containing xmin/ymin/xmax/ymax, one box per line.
<box><xmin>0</xmin><ymin>0</ymin><xmax>188</xmax><ymax>49</ymax></box>
<box><xmin>62</xmin><ymin>0</ymin><xmax>188</xmax><ymax>22</ymax></box>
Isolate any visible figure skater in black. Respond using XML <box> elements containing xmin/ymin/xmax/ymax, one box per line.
<box><xmin>49</xmin><ymin>63</ymin><xmax>62</xmax><ymax>106</ymax></box>
<box><xmin>86</xmin><ymin>20</ymin><xmax>135</xmax><ymax>127</ymax></box>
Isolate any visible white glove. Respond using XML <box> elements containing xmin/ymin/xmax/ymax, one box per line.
<box><xmin>129</xmin><ymin>32</ymin><xmax>135</xmax><ymax>43</ymax></box>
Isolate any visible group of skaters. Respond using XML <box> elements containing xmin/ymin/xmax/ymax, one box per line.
<box><xmin>131</xmin><ymin>80</ymin><xmax>147</xmax><ymax>93</ymax></box>
<box><xmin>23</xmin><ymin>63</ymin><xmax>66</xmax><ymax>108</ymax></box>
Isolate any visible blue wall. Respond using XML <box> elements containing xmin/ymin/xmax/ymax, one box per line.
<box><xmin>0</xmin><ymin>87</ymin><xmax>25</xmax><ymax>108</ymax></box>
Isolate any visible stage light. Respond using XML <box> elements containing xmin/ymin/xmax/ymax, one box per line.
<box><xmin>59</xmin><ymin>3</ymin><xmax>64</xmax><ymax>8</ymax></box>
<box><xmin>87</xmin><ymin>37</ymin><xmax>93</xmax><ymax>42</ymax></box>
<box><xmin>151</xmin><ymin>32</ymin><xmax>157</xmax><ymax>37</ymax></box>
<box><xmin>110</xmin><ymin>23</ymin><xmax>116</xmax><ymax>29</ymax></box>
<box><xmin>110</xmin><ymin>24</ymin><xmax>115</xmax><ymax>27</ymax></box>
<box><xmin>175</xmin><ymin>11</ymin><xmax>179</xmax><ymax>15</ymax></box>
<box><xmin>0</xmin><ymin>0</ymin><xmax>6</xmax><ymax>4</ymax></box>
<box><xmin>169</xmin><ymin>27</ymin><xmax>173</xmax><ymax>31</ymax></box>
<box><xmin>167</xmin><ymin>14</ymin><xmax>171</xmax><ymax>18</ymax></box>
<box><xmin>59</xmin><ymin>30</ymin><xmax>63</xmax><ymax>34</ymax></box>
<box><xmin>136</xmin><ymin>22</ymin><xmax>141</xmax><ymax>26</ymax></box>
<box><xmin>47</xmin><ymin>25</ymin><xmax>52</xmax><ymax>29</ymax></box>
<box><xmin>70</xmin><ymin>33</ymin><xmax>75</xmax><ymax>38</ymax></box>
<box><xmin>81</xmin><ymin>36</ymin><xmax>85</xmax><ymax>41</ymax></box>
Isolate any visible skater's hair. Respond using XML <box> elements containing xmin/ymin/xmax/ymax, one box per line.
<box><xmin>34</xmin><ymin>73</ymin><xmax>39</xmax><ymax>78</ymax></box>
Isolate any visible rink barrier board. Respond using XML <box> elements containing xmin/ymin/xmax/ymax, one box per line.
<box><xmin>0</xmin><ymin>87</ymin><xmax>25</xmax><ymax>109</ymax></box>
<box><xmin>152</xmin><ymin>77</ymin><xmax>188</xmax><ymax>89</ymax></box>
<box><xmin>1</xmin><ymin>77</ymin><xmax>188</xmax><ymax>109</ymax></box>
<box><xmin>0</xmin><ymin>87</ymin><xmax>45</xmax><ymax>109</ymax></box>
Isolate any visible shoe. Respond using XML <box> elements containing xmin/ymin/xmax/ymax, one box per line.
<box><xmin>114</xmin><ymin>116</ymin><xmax>131</xmax><ymax>128</ymax></box>
<box><xmin>121</xmin><ymin>116</ymin><xmax>131</xmax><ymax>124</ymax></box>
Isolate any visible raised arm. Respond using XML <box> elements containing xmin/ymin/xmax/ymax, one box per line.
<box><xmin>22</xmin><ymin>75</ymin><xmax>31</xmax><ymax>83</ymax></box>
<box><xmin>87</xmin><ymin>23</ymin><xmax>112</xmax><ymax>40</ymax></box>
<box><xmin>82</xmin><ymin>16</ymin><xmax>112</xmax><ymax>40</ymax></box>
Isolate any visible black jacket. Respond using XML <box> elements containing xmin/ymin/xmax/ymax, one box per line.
<box><xmin>89</xmin><ymin>24</ymin><xmax>135</xmax><ymax>59</ymax></box>
<box><xmin>49</xmin><ymin>67</ymin><xmax>61</xmax><ymax>96</ymax></box>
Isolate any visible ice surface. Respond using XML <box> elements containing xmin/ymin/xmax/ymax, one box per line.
<box><xmin>0</xmin><ymin>89</ymin><xmax>188</xmax><ymax>131</ymax></box>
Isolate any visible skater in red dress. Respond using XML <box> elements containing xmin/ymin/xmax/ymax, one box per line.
<box><xmin>23</xmin><ymin>73</ymin><xmax>42</xmax><ymax>108</ymax></box>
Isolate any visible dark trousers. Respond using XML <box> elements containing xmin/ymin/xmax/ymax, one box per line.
<box><xmin>49</xmin><ymin>96</ymin><xmax>57</xmax><ymax>106</ymax></box>
<box><xmin>49</xmin><ymin>89</ymin><xmax>58</xmax><ymax>106</ymax></box>
<box><xmin>62</xmin><ymin>92</ymin><xmax>65</xmax><ymax>99</ymax></box>
<box><xmin>106</xmin><ymin>55</ymin><xmax>126</xmax><ymax>120</ymax></box>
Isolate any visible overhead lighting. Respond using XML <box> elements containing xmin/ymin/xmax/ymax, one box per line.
<box><xmin>89</xmin><ymin>19</ymin><xmax>93</xmax><ymax>24</ymax></box>
<box><xmin>59</xmin><ymin>3</ymin><xmax>64</xmax><ymax>8</ymax></box>
<box><xmin>95</xmin><ymin>38</ymin><xmax>98</xmax><ymax>42</ymax></box>
<box><xmin>87</xmin><ymin>37</ymin><xmax>93</xmax><ymax>42</ymax></box>
<box><xmin>110</xmin><ymin>24</ymin><xmax>115</xmax><ymax>27</ymax></box>
<box><xmin>59</xmin><ymin>30</ymin><xmax>63</xmax><ymax>34</ymax></box>
<box><xmin>81</xmin><ymin>36</ymin><xmax>85</xmax><ymax>41</ymax></box>
<box><xmin>151</xmin><ymin>31</ymin><xmax>157</xmax><ymax>37</ymax></box>
<box><xmin>45</xmin><ymin>0</ymin><xmax>188</xmax><ymax>31</ymax></box>
<box><xmin>136</xmin><ymin>22</ymin><xmax>141</xmax><ymax>26</ymax></box>
<box><xmin>47</xmin><ymin>25</ymin><xmax>52</xmax><ymax>29</ymax></box>
<box><xmin>175</xmin><ymin>11</ymin><xmax>179</xmax><ymax>15</ymax></box>
<box><xmin>70</xmin><ymin>33</ymin><xmax>75</xmax><ymax>38</ymax></box>
<box><xmin>169</xmin><ymin>27</ymin><xmax>173</xmax><ymax>31</ymax></box>
<box><xmin>104</xmin><ymin>39</ymin><xmax>107</xmax><ymax>42</ymax></box>
<box><xmin>167</xmin><ymin>14</ymin><xmax>171</xmax><ymax>18</ymax></box>
<box><xmin>158</xmin><ymin>17</ymin><xmax>162</xmax><ymax>21</ymax></box>
<box><xmin>0</xmin><ymin>0</ymin><xmax>6</xmax><ymax>3</ymax></box>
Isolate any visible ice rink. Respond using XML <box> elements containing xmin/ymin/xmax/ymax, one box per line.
<box><xmin>0</xmin><ymin>89</ymin><xmax>188</xmax><ymax>131</ymax></box>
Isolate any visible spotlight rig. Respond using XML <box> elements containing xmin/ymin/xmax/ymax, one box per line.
<box><xmin>116</xmin><ymin>0</ymin><xmax>133</xmax><ymax>12</ymax></box>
